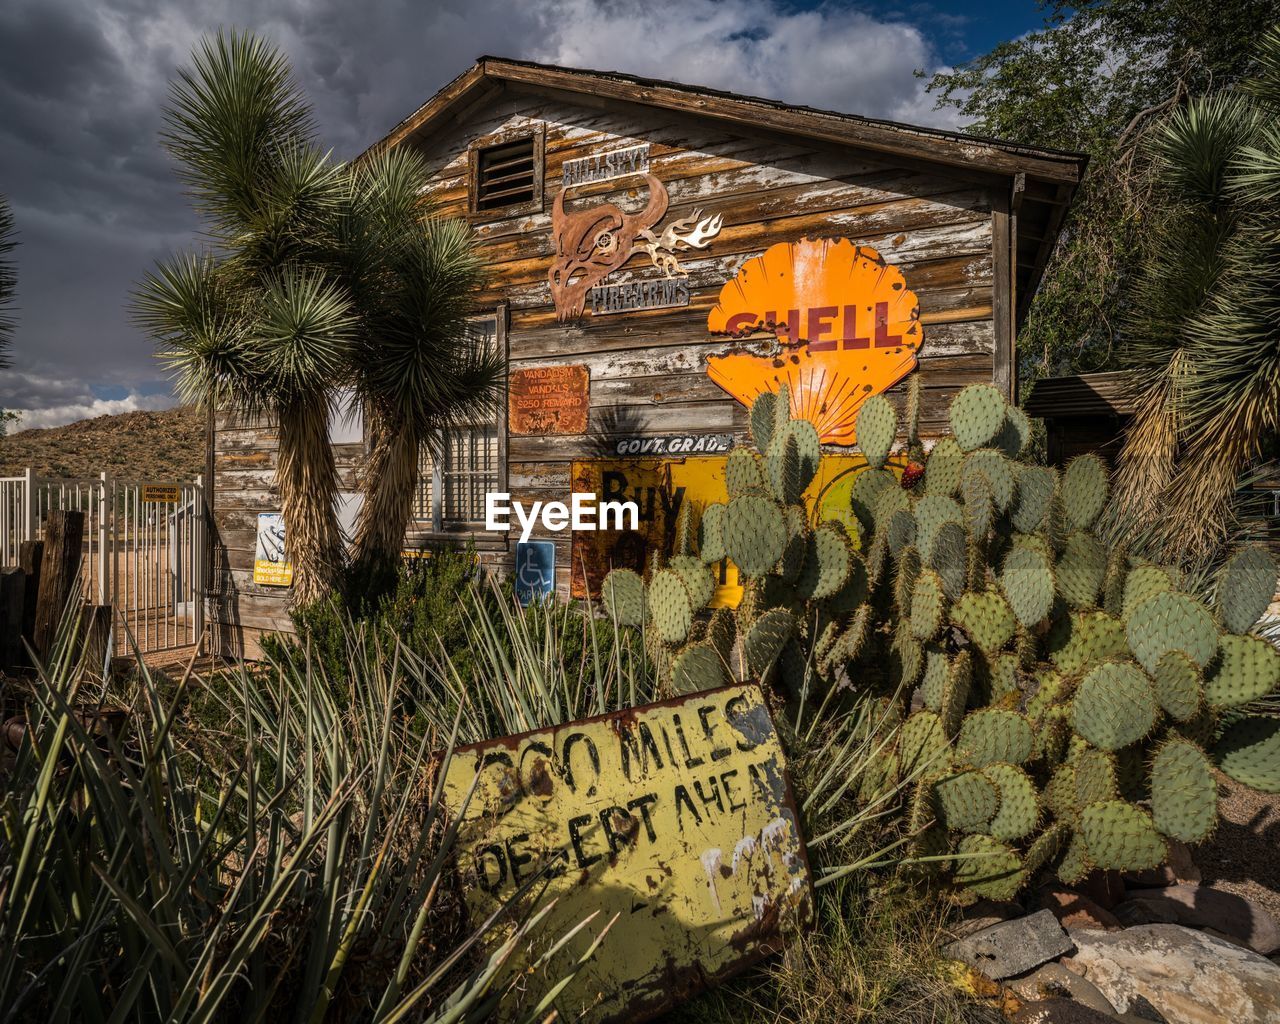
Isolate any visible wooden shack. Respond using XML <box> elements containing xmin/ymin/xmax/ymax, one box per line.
<box><xmin>207</xmin><ymin>57</ymin><xmax>1086</xmax><ymax>658</ymax></box>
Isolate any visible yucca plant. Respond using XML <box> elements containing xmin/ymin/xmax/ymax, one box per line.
<box><xmin>0</xmin><ymin>604</ymin><xmax>602</xmax><ymax>1023</ymax></box>
<box><xmin>1110</xmin><ymin>25</ymin><xmax>1280</xmax><ymax>569</ymax></box>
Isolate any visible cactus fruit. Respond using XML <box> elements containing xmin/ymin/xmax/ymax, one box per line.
<box><xmin>1150</xmin><ymin>739</ymin><xmax>1217</xmax><ymax>843</ymax></box>
<box><xmin>1001</xmin><ymin>545</ymin><xmax>1055</xmax><ymax>627</ymax></box>
<box><xmin>1072</xmin><ymin>662</ymin><xmax>1158</xmax><ymax>751</ymax></box>
<box><xmin>1060</xmin><ymin>454</ymin><xmax>1109</xmax><ymax>531</ymax></box>
<box><xmin>601</xmin><ymin>568</ymin><xmax>646</xmax><ymax>626</ymax></box>
<box><xmin>1214</xmin><ymin>717</ymin><xmax>1280</xmax><ymax>793</ymax></box>
<box><xmin>1079</xmin><ymin>800</ymin><xmax>1167</xmax><ymax>871</ymax></box>
<box><xmin>1126</xmin><ymin>591</ymin><xmax>1219</xmax><ymax>675</ymax></box>
<box><xmin>1204</xmin><ymin>634</ymin><xmax>1280</xmax><ymax>708</ymax></box>
<box><xmin>984</xmin><ymin>763</ymin><xmax>1040</xmax><ymax>840</ymax></box>
<box><xmin>1216</xmin><ymin>544</ymin><xmax>1278</xmax><ymax>634</ymax></box>
<box><xmin>857</xmin><ymin>394</ymin><xmax>897</xmax><ymax>470</ymax></box>
<box><xmin>949</xmin><ymin>383</ymin><xmax>1006</xmax><ymax>452</ymax></box>
<box><xmin>952</xmin><ymin>834</ymin><xmax>1025</xmax><ymax>901</ymax></box>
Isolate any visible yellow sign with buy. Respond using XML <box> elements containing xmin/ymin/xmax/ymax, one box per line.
<box><xmin>571</xmin><ymin>453</ymin><xmax>905</xmax><ymax>605</ymax></box>
<box><xmin>440</xmin><ymin>683</ymin><xmax>812</xmax><ymax>1023</ymax></box>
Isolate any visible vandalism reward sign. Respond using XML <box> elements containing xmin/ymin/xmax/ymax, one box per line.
<box><xmin>440</xmin><ymin>684</ymin><xmax>813</xmax><ymax>1023</ymax></box>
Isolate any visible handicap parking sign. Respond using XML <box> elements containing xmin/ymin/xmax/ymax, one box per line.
<box><xmin>515</xmin><ymin>540</ymin><xmax>555</xmax><ymax>606</ymax></box>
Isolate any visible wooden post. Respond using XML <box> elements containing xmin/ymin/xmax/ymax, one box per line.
<box><xmin>19</xmin><ymin>540</ymin><xmax>43</xmax><ymax>665</ymax></box>
<box><xmin>33</xmin><ymin>510</ymin><xmax>85</xmax><ymax>661</ymax></box>
<box><xmin>0</xmin><ymin>567</ymin><xmax>24</xmax><ymax>672</ymax></box>
<box><xmin>78</xmin><ymin>604</ymin><xmax>112</xmax><ymax>679</ymax></box>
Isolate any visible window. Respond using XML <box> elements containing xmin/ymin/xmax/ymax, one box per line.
<box><xmin>468</xmin><ymin>129</ymin><xmax>544</xmax><ymax>219</ymax></box>
<box><xmin>413</xmin><ymin>314</ymin><xmax>506</xmax><ymax>531</ymax></box>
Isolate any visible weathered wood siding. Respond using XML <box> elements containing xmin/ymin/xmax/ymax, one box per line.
<box><xmin>210</xmin><ymin>90</ymin><xmax>1002</xmax><ymax>658</ymax></box>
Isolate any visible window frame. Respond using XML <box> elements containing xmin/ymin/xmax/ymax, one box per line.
<box><xmin>412</xmin><ymin>306</ymin><xmax>509</xmax><ymax>539</ymax></box>
<box><xmin>467</xmin><ymin>126</ymin><xmax>545</xmax><ymax>222</ymax></box>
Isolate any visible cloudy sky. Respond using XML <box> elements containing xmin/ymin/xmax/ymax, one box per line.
<box><xmin>0</xmin><ymin>0</ymin><xmax>1042</xmax><ymax>430</ymax></box>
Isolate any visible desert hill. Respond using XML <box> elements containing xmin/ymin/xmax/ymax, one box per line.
<box><xmin>0</xmin><ymin>406</ymin><xmax>204</xmax><ymax>482</ymax></box>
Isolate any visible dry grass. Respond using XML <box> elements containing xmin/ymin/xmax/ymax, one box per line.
<box><xmin>0</xmin><ymin>405</ymin><xmax>203</xmax><ymax>480</ymax></box>
<box><xmin>668</xmin><ymin>877</ymin><xmax>1002</xmax><ymax>1024</ymax></box>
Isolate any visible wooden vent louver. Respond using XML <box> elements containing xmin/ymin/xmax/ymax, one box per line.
<box><xmin>476</xmin><ymin>137</ymin><xmax>537</xmax><ymax>212</ymax></box>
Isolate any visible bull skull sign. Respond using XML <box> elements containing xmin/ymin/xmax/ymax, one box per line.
<box><xmin>549</xmin><ymin>172</ymin><xmax>722</xmax><ymax>320</ymax></box>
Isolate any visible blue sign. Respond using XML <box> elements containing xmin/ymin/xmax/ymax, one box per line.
<box><xmin>515</xmin><ymin>540</ymin><xmax>556</xmax><ymax>606</ymax></box>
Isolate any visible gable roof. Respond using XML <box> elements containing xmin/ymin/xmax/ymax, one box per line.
<box><xmin>363</xmin><ymin>56</ymin><xmax>1089</xmax><ymax>323</ymax></box>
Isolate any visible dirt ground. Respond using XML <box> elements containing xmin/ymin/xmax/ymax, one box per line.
<box><xmin>1194</xmin><ymin>774</ymin><xmax>1280</xmax><ymax>923</ymax></box>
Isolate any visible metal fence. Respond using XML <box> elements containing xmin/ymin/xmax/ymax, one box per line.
<box><xmin>0</xmin><ymin>470</ymin><xmax>205</xmax><ymax>654</ymax></box>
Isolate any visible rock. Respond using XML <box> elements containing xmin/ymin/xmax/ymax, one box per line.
<box><xmin>1124</xmin><ymin>839</ymin><xmax>1201</xmax><ymax>887</ymax></box>
<box><xmin>1112</xmin><ymin>883</ymin><xmax>1280</xmax><ymax>955</ymax></box>
<box><xmin>943</xmin><ymin>909</ymin><xmax>1074</xmax><ymax>980</ymax></box>
<box><xmin>1066</xmin><ymin>923</ymin><xmax>1280</xmax><ymax>1024</ymax></box>
<box><xmin>1011</xmin><ymin>998</ymin><xmax>1118</xmax><ymax>1024</ymax></box>
<box><xmin>950</xmin><ymin>898</ymin><xmax>1024</xmax><ymax>939</ymax></box>
<box><xmin>1039</xmin><ymin>886</ymin><xmax>1123</xmax><ymax>931</ymax></box>
<box><xmin>1007</xmin><ymin>962</ymin><xmax>1117</xmax><ymax>1015</ymax></box>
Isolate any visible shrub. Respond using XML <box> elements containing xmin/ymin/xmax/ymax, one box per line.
<box><xmin>603</xmin><ymin>378</ymin><xmax>1280</xmax><ymax>900</ymax></box>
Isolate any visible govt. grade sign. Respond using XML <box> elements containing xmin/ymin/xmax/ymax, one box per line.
<box><xmin>440</xmin><ymin>684</ymin><xmax>813</xmax><ymax>1022</ymax></box>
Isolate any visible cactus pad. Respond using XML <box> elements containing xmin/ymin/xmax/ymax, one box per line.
<box><xmin>1060</xmin><ymin>454</ymin><xmax>1109</xmax><ymax>530</ymax></box>
<box><xmin>957</xmin><ymin>709</ymin><xmax>1034</xmax><ymax>768</ymax></box>
<box><xmin>1055</xmin><ymin>830</ymin><xmax>1092</xmax><ymax>884</ymax></box>
<box><xmin>929</xmin><ymin>521</ymin><xmax>968</xmax><ymax>600</ymax></box>
<box><xmin>1043</xmin><ymin>764</ymin><xmax>1078</xmax><ymax>824</ymax></box>
<box><xmin>995</xmin><ymin>405</ymin><xmax>1032</xmax><ymax>458</ymax></box>
<box><xmin>1123</xmin><ymin>564</ymin><xmax>1175</xmax><ymax>616</ymax></box>
<box><xmin>1001</xmin><ymin>545</ymin><xmax>1056</xmax><ymax>627</ymax></box>
<box><xmin>915</xmin><ymin>494</ymin><xmax>963</xmax><ymax>559</ymax></box>
<box><xmin>919</xmin><ymin>645</ymin><xmax>949</xmax><ymax>711</ymax></box>
<box><xmin>1126</xmin><ymin>591</ymin><xmax>1219</xmax><ymax>675</ymax></box>
<box><xmin>899</xmin><ymin>710</ymin><xmax>949</xmax><ymax>774</ymax></box>
<box><xmin>1012</xmin><ymin>465</ymin><xmax>1057</xmax><ymax>533</ymax></box>
<box><xmin>1150</xmin><ymin>739</ymin><xmax>1217</xmax><ymax>843</ymax></box>
<box><xmin>953</xmin><ymin>834</ymin><xmax>1025</xmax><ymax>900</ymax></box>
<box><xmin>726</xmin><ymin>447</ymin><xmax>766</xmax><ymax>496</ymax></box>
<box><xmin>767</xmin><ymin>419</ymin><xmax>821</xmax><ymax>503</ymax></box>
<box><xmin>935</xmin><ymin>770</ymin><xmax>1000</xmax><ymax>832</ymax></box>
<box><xmin>949</xmin><ymin>384</ymin><xmax>1006</xmax><ymax>452</ymax></box>
<box><xmin>910</xmin><ymin>569</ymin><xmax>947</xmax><ymax>641</ymax></box>
<box><xmin>1216</xmin><ymin>544</ymin><xmax>1278</xmax><ymax>635</ymax></box>
<box><xmin>1025</xmin><ymin>822</ymin><xmax>1070</xmax><ymax>875</ymax></box>
<box><xmin>669</xmin><ymin>555</ymin><xmax>715</xmax><ymax>610</ymax></box>
<box><xmin>968</xmin><ymin>449</ymin><xmax>1015</xmax><ymax>511</ymax></box>
<box><xmin>1204</xmin><ymin>633</ymin><xmax>1280</xmax><ymax>708</ymax></box>
<box><xmin>951</xmin><ymin>590</ymin><xmax>1017</xmax><ymax>656</ymax></box>
<box><xmin>724</xmin><ymin>495</ymin><xmax>787</xmax><ymax>577</ymax></box>
<box><xmin>1151</xmin><ymin>649</ymin><xmax>1203</xmax><ymax>722</ymax></box>
<box><xmin>984</xmin><ymin>763</ymin><xmax>1040</xmax><ymax>840</ymax></box>
<box><xmin>856</xmin><ymin>394</ymin><xmax>897</xmax><ymax>469</ymax></box>
<box><xmin>796</xmin><ymin>521</ymin><xmax>853</xmax><ymax>601</ymax></box>
<box><xmin>601</xmin><ymin>568</ymin><xmax>647</xmax><ymax>626</ymax></box>
<box><xmin>744</xmin><ymin>608</ymin><xmax>797</xmax><ymax>677</ymax></box>
<box><xmin>650</xmin><ymin>570</ymin><xmax>694</xmax><ymax>645</ymax></box>
<box><xmin>1072</xmin><ymin>661</ymin><xmax>1158</xmax><ymax>751</ymax></box>
<box><xmin>940</xmin><ymin>649</ymin><xmax>973</xmax><ymax>738</ymax></box>
<box><xmin>1074</xmin><ymin>747</ymin><xmax>1120</xmax><ymax>807</ymax></box>
<box><xmin>750</xmin><ymin>390</ymin><xmax>778</xmax><ymax>450</ymax></box>
<box><xmin>699</xmin><ymin>503</ymin><xmax>727</xmax><ymax>564</ymax></box>
<box><xmin>1048</xmin><ymin>611</ymin><xmax>1128</xmax><ymax>676</ymax></box>
<box><xmin>1214</xmin><ymin>717</ymin><xmax>1280</xmax><ymax>793</ymax></box>
<box><xmin>887</xmin><ymin>508</ymin><xmax>918</xmax><ymax>558</ymax></box>
<box><xmin>960</xmin><ymin>468</ymin><xmax>995</xmax><ymax>538</ymax></box>
<box><xmin>1056</xmin><ymin>531</ymin><xmax>1106</xmax><ymax>609</ymax></box>
<box><xmin>1079</xmin><ymin>800</ymin><xmax>1167</xmax><ymax>871</ymax></box>
<box><xmin>671</xmin><ymin>643</ymin><xmax>729</xmax><ymax>694</ymax></box>
<box><xmin>925</xmin><ymin>436</ymin><xmax>965</xmax><ymax>496</ymax></box>
<box><xmin>851</xmin><ymin>468</ymin><xmax>898</xmax><ymax>532</ymax></box>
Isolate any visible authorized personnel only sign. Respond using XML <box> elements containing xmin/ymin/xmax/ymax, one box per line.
<box><xmin>440</xmin><ymin>684</ymin><xmax>813</xmax><ymax>1023</ymax></box>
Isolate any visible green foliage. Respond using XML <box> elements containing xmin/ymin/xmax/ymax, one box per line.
<box><xmin>602</xmin><ymin>378</ymin><xmax>1280</xmax><ymax>903</ymax></box>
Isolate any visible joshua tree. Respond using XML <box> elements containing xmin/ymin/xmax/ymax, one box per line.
<box><xmin>334</xmin><ymin>146</ymin><xmax>502</xmax><ymax>587</ymax></box>
<box><xmin>1110</xmin><ymin>26</ymin><xmax>1280</xmax><ymax>570</ymax></box>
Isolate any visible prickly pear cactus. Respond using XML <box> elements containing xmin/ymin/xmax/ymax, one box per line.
<box><xmin>600</xmin><ymin>377</ymin><xmax>1280</xmax><ymax>900</ymax></box>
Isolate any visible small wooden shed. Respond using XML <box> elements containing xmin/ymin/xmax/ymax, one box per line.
<box><xmin>207</xmin><ymin>57</ymin><xmax>1087</xmax><ymax>658</ymax></box>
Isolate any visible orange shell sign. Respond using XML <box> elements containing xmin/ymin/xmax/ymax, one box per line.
<box><xmin>706</xmin><ymin>238</ymin><xmax>921</xmax><ymax>445</ymax></box>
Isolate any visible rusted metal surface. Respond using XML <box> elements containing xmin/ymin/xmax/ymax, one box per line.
<box><xmin>508</xmin><ymin>364</ymin><xmax>591</xmax><ymax>435</ymax></box>
<box><xmin>440</xmin><ymin>683</ymin><xmax>814</xmax><ymax>1023</ymax></box>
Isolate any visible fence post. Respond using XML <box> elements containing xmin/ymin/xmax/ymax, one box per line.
<box><xmin>194</xmin><ymin>474</ymin><xmax>206</xmax><ymax>652</ymax></box>
<box><xmin>98</xmin><ymin>471</ymin><xmax>109</xmax><ymax>606</ymax></box>
<box><xmin>33</xmin><ymin>509</ymin><xmax>85</xmax><ymax>660</ymax></box>
<box><xmin>22</xmin><ymin>467</ymin><xmax>35</xmax><ymax>542</ymax></box>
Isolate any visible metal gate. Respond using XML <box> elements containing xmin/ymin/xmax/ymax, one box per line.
<box><xmin>0</xmin><ymin>469</ymin><xmax>205</xmax><ymax>654</ymax></box>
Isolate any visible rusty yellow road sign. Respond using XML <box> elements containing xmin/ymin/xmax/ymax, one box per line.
<box><xmin>440</xmin><ymin>683</ymin><xmax>813</xmax><ymax>1023</ymax></box>
<box><xmin>141</xmin><ymin>483</ymin><xmax>181</xmax><ymax>503</ymax></box>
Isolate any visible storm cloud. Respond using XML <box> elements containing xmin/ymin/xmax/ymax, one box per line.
<box><xmin>0</xmin><ymin>0</ymin><xmax>964</xmax><ymax>428</ymax></box>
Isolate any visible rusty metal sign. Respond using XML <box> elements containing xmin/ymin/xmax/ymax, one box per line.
<box><xmin>612</xmin><ymin>433</ymin><xmax>734</xmax><ymax>457</ymax></box>
<box><xmin>509</xmin><ymin>364</ymin><xmax>590</xmax><ymax>435</ymax></box>
<box><xmin>440</xmin><ymin>683</ymin><xmax>813</xmax><ymax>1023</ymax></box>
<box><xmin>141</xmin><ymin>483</ymin><xmax>181</xmax><ymax>503</ymax></box>
<box><xmin>706</xmin><ymin>238</ymin><xmax>922</xmax><ymax>444</ymax></box>
<box><xmin>589</xmin><ymin>274</ymin><xmax>690</xmax><ymax>314</ymax></box>
<box><xmin>562</xmin><ymin>143</ymin><xmax>650</xmax><ymax>187</ymax></box>
<box><xmin>549</xmin><ymin>173</ymin><xmax>722</xmax><ymax>321</ymax></box>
